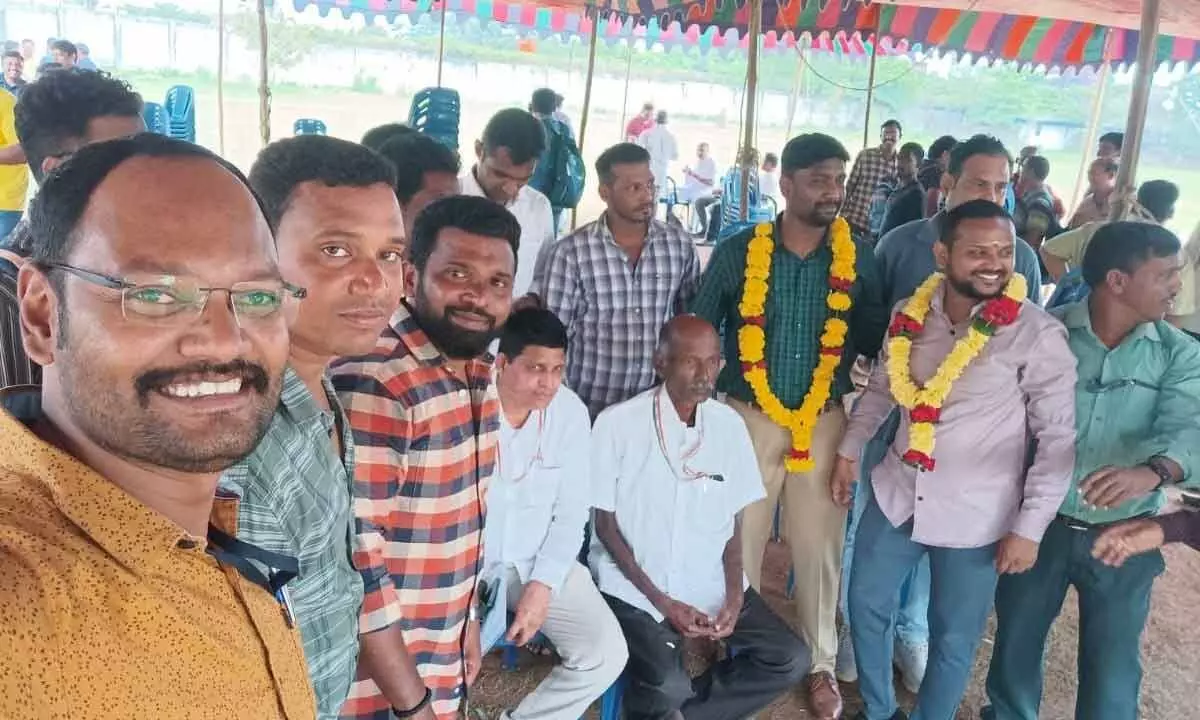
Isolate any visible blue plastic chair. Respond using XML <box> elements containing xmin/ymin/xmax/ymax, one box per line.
<box><xmin>163</xmin><ymin>85</ymin><xmax>196</xmax><ymax>142</ymax></box>
<box><xmin>142</xmin><ymin>102</ymin><xmax>167</xmax><ymax>135</ymax></box>
<box><xmin>293</xmin><ymin>118</ymin><xmax>327</xmax><ymax>136</ymax></box>
<box><xmin>409</xmin><ymin>87</ymin><xmax>460</xmax><ymax>151</ymax></box>
<box><xmin>715</xmin><ymin>169</ymin><xmax>775</xmax><ymax>245</ymax></box>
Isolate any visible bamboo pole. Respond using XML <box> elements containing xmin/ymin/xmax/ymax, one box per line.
<box><xmin>436</xmin><ymin>0</ymin><xmax>448</xmax><ymax>87</ymax></box>
<box><xmin>861</xmin><ymin>33</ymin><xmax>879</xmax><ymax>150</ymax></box>
<box><xmin>784</xmin><ymin>47</ymin><xmax>805</xmax><ymax>140</ymax></box>
<box><xmin>256</xmin><ymin>0</ymin><xmax>270</xmax><ymax>148</ymax></box>
<box><xmin>1111</xmin><ymin>0</ymin><xmax>1161</xmax><ymax>220</ymax></box>
<box><xmin>618</xmin><ymin>43</ymin><xmax>633</xmax><ymax>141</ymax></box>
<box><xmin>217</xmin><ymin>0</ymin><xmax>226</xmax><ymax>155</ymax></box>
<box><xmin>572</xmin><ymin>12</ymin><xmax>601</xmax><ymax>231</ymax></box>
<box><xmin>1070</xmin><ymin>59</ymin><xmax>1109</xmax><ymax>215</ymax></box>
<box><xmin>739</xmin><ymin>0</ymin><xmax>763</xmax><ymax>221</ymax></box>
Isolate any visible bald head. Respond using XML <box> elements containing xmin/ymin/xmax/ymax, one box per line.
<box><xmin>655</xmin><ymin>315</ymin><xmax>721</xmax><ymax>420</ymax></box>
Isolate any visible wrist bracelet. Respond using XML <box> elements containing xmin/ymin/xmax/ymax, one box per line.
<box><xmin>393</xmin><ymin>687</ymin><xmax>432</xmax><ymax>718</ymax></box>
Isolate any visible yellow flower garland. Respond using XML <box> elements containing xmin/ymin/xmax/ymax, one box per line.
<box><xmin>886</xmin><ymin>272</ymin><xmax>1027</xmax><ymax>470</ymax></box>
<box><xmin>737</xmin><ymin>218</ymin><xmax>857</xmax><ymax>472</ymax></box>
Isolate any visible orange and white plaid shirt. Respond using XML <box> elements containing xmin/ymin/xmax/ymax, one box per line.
<box><xmin>332</xmin><ymin>302</ymin><xmax>499</xmax><ymax>720</ymax></box>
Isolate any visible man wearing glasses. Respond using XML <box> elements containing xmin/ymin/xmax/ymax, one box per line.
<box><xmin>590</xmin><ymin>315</ymin><xmax>808</xmax><ymax>720</ymax></box>
<box><xmin>0</xmin><ymin>135</ymin><xmax>315</xmax><ymax>718</ymax></box>
<box><xmin>984</xmin><ymin>222</ymin><xmax>1200</xmax><ymax>720</ymax></box>
<box><xmin>482</xmin><ymin>307</ymin><xmax>627</xmax><ymax>720</ymax></box>
<box><xmin>219</xmin><ymin>136</ymin><xmax>432</xmax><ymax>720</ymax></box>
<box><xmin>532</xmin><ymin>142</ymin><xmax>701</xmax><ymax>421</ymax></box>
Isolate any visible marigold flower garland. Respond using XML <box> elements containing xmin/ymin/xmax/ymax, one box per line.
<box><xmin>737</xmin><ymin>218</ymin><xmax>857</xmax><ymax>472</ymax></box>
<box><xmin>886</xmin><ymin>272</ymin><xmax>1027</xmax><ymax>471</ymax></box>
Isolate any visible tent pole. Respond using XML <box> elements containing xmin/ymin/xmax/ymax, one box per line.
<box><xmin>739</xmin><ymin>0</ymin><xmax>763</xmax><ymax>221</ymax></box>
<box><xmin>573</xmin><ymin>11</ymin><xmax>601</xmax><ymax>231</ymax></box>
<box><xmin>619</xmin><ymin>43</ymin><xmax>633</xmax><ymax>141</ymax></box>
<box><xmin>217</xmin><ymin>0</ymin><xmax>226</xmax><ymax>154</ymax></box>
<box><xmin>1070</xmin><ymin>58</ymin><xmax>1110</xmax><ymax>215</ymax></box>
<box><xmin>1112</xmin><ymin>0</ymin><xmax>1161</xmax><ymax>220</ymax></box>
<box><xmin>256</xmin><ymin>0</ymin><xmax>270</xmax><ymax>148</ymax></box>
<box><xmin>436</xmin><ymin>0</ymin><xmax>448</xmax><ymax>87</ymax></box>
<box><xmin>784</xmin><ymin>46</ymin><xmax>805</xmax><ymax>140</ymax></box>
<box><xmin>862</xmin><ymin>32</ymin><xmax>879</xmax><ymax>149</ymax></box>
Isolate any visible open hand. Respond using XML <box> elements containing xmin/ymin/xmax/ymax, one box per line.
<box><xmin>506</xmin><ymin>581</ymin><xmax>552</xmax><ymax>646</ymax></box>
<box><xmin>1079</xmin><ymin>466</ymin><xmax>1159</xmax><ymax>510</ymax></box>
<box><xmin>1092</xmin><ymin>518</ymin><xmax>1165</xmax><ymax>567</ymax></box>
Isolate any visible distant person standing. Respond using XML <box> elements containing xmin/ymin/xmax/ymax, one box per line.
<box><xmin>638</xmin><ymin>111</ymin><xmax>677</xmax><ymax>202</ymax></box>
<box><xmin>2</xmin><ymin>52</ymin><xmax>25</xmax><ymax>96</ymax></box>
<box><xmin>1068</xmin><ymin>158</ymin><xmax>1118</xmax><ymax>229</ymax></box>
<box><xmin>758</xmin><ymin>152</ymin><xmax>781</xmax><ymax>203</ymax></box>
<box><xmin>529</xmin><ymin>87</ymin><xmax>583</xmax><ymax>235</ymax></box>
<box><xmin>49</xmin><ymin>40</ymin><xmax>77</xmax><ymax>68</ymax></box>
<box><xmin>625</xmin><ymin>103</ymin><xmax>654</xmax><ymax>142</ymax></box>
<box><xmin>843</xmin><ymin>119</ymin><xmax>902</xmax><ymax>236</ymax></box>
<box><xmin>75</xmin><ymin>43</ymin><xmax>98</xmax><ymax>71</ymax></box>
<box><xmin>879</xmin><ymin>141</ymin><xmax>926</xmax><ymax>236</ymax></box>
<box><xmin>461</xmin><ymin>108</ymin><xmax>555</xmax><ymax>298</ymax></box>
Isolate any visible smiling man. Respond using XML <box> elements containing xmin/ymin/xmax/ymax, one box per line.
<box><xmin>222</xmin><ymin>135</ymin><xmax>431</xmax><ymax>720</ymax></box>
<box><xmin>0</xmin><ymin>134</ymin><xmax>314</xmax><ymax>719</ymax></box>
<box><xmin>333</xmin><ymin>195</ymin><xmax>519</xmax><ymax>720</ymax></box>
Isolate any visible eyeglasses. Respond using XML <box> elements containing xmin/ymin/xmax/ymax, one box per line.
<box><xmin>1084</xmin><ymin>377</ymin><xmax>1160</xmax><ymax>394</ymax></box>
<box><xmin>41</xmin><ymin>262</ymin><xmax>307</xmax><ymax>326</ymax></box>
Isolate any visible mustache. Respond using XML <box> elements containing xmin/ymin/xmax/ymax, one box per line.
<box><xmin>135</xmin><ymin>360</ymin><xmax>269</xmax><ymax>403</ymax></box>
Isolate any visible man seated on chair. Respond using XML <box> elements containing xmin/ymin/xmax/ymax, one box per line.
<box><xmin>590</xmin><ymin>314</ymin><xmax>809</xmax><ymax>720</ymax></box>
<box><xmin>483</xmin><ymin>306</ymin><xmax>628</xmax><ymax>720</ymax></box>
<box><xmin>679</xmin><ymin>142</ymin><xmax>717</xmax><ymax>229</ymax></box>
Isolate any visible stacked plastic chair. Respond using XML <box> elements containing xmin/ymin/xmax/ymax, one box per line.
<box><xmin>715</xmin><ymin>168</ymin><xmax>775</xmax><ymax>245</ymax></box>
<box><xmin>408</xmin><ymin>87</ymin><xmax>460</xmax><ymax>151</ymax></box>
<box><xmin>163</xmin><ymin>85</ymin><xmax>196</xmax><ymax>142</ymax></box>
<box><xmin>142</xmin><ymin>102</ymin><xmax>168</xmax><ymax>136</ymax></box>
<box><xmin>293</xmin><ymin>118</ymin><xmax>327</xmax><ymax>136</ymax></box>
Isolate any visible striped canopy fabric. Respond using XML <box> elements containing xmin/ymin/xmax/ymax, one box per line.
<box><xmin>292</xmin><ymin>0</ymin><xmax>1200</xmax><ymax>69</ymax></box>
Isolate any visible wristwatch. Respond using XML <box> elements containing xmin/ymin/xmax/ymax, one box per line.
<box><xmin>1145</xmin><ymin>455</ymin><xmax>1177</xmax><ymax>489</ymax></box>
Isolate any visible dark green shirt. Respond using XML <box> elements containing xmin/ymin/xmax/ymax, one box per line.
<box><xmin>691</xmin><ymin>222</ymin><xmax>888</xmax><ymax>408</ymax></box>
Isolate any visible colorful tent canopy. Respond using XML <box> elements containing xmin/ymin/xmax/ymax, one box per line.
<box><xmin>293</xmin><ymin>0</ymin><xmax>1200</xmax><ymax>69</ymax></box>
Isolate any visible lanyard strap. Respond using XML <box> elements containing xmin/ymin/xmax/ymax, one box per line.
<box><xmin>206</xmin><ymin>525</ymin><xmax>299</xmax><ymax>594</ymax></box>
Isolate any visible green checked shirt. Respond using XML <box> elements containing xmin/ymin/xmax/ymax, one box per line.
<box><xmin>691</xmin><ymin>221</ymin><xmax>888</xmax><ymax>408</ymax></box>
<box><xmin>1054</xmin><ymin>300</ymin><xmax>1200</xmax><ymax>524</ymax></box>
<box><xmin>220</xmin><ymin>368</ymin><xmax>363</xmax><ymax>720</ymax></box>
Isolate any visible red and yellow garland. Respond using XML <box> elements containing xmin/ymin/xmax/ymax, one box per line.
<box><xmin>886</xmin><ymin>272</ymin><xmax>1026</xmax><ymax>471</ymax></box>
<box><xmin>737</xmin><ymin>218</ymin><xmax>857</xmax><ymax>472</ymax></box>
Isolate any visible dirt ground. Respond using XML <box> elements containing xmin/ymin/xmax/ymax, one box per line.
<box><xmin>469</xmin><ymin>538</ymin><xmax>1200</xmax><ymax>720</ymax></box>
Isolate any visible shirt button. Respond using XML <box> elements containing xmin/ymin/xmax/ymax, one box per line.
<box><xmin>177</xmin><ymin>538</ymin><xmax>199</xmax><ymax>550</ymax></box>
<box><xmin>917</xmin><ymin>496</ymin><xmax>924</xmax><ymax>501</ymax></box>
<box><xmin>458</xmin><ymin>390</ymin><xmax>469</xmax><ymax>401</ymax></box>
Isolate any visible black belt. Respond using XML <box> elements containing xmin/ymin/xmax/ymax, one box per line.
<box><xmin>1056</xmin><ymin>512</ymin><xmax>1152</xmax><ymax>532</ymax></box>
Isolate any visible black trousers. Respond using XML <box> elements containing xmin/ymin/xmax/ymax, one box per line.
<box><xmin>605</xmin><ymin>589</ymin><xmax>809</xmax><ymax>720</ymax></box>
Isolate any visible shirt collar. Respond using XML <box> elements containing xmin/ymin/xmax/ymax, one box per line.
<box><xmin>277</xmin><ymin>366</ymin><xmax>338</xmax><ymax>432</ymax></box>
<box><xmin>461</xmin><ymin>167</ymin><xmax>522</xmax><ymax>210</ymax></box>
<box><xmin>0</xmin><ymin>387</ymin><xmax>200</xmax><ymax>573</ymax></box>
<box><xmin>390</xmin><ymin>301</ymin><xmax>495</xmax><ymax>373</ymax></box>
<box><xmin>1061</xmin><ymin>298</ymin><xmax>1163</xmax><ymax>345</ymax></box>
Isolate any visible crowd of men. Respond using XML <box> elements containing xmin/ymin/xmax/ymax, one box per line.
<box><xmin>0</xmin><ymin>65</ymin><xmax>1198</xmax><ymax>720</ymax></box>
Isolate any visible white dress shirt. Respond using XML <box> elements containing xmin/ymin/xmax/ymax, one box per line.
<box><xmin>638</xmin><ymin>126</ymin><xmax>678</xmax><ymax>199</ymax></box>
<box><xmin>460</xmin><ymin>168</ymin><xmax>555</xmax><ymax>297</ymax></box>
<box><xmin>759</xmin><ymin>169</ymin><xmax>780</xmax><ymax>203</ymax></box>
<box><xmin>679</xmin><ymin>156</ymin><xmax>717</xmax><ymax>203</ymax></box>
<box><xmin>483</xmin><ymin>386</ymin><xmax>591</xmax><ymax>594</ymax></box>
<box><xmin>589</xmin><ymin>388</ymin><xmax>765</xmax><ymax>621</ymax></box>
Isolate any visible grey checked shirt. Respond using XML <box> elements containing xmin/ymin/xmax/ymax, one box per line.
<box><xmin>534</xmin><ymin>215</ymin><xmax>701</xmax><ymax>419</ymax></box>
<box><xmin>220</xmin><ymin>368</ymin><xmax>363</xmax><ymax>720</ymax></box>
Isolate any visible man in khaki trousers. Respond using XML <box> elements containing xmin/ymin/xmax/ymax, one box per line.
<box><xmin>691</xmin><ymin>133</ymin><xmax>889</xmax><ymax>719</ymax></box>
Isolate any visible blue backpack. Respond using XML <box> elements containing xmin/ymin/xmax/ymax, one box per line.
<box><xmin>1047</xmin><ymin>267</ymin><xmax>1090</xmax><ymax>309</ymax></box>
<box><xmin>532</xmin><ymin>119</ymin><xmax>585</xmax><ymax>210</ymax></box>
<box><xmin>867</xmin><ymin>177</ymin><xmax>900</xmax><ymax>238</ymax></box>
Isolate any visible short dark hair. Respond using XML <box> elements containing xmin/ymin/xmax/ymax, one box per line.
<box><xmin>900</xmin><ymin>142</ymin><xmax>925</xmax><ymax>163</ymax></box>
<box><xmin>596</xmin><ymin>142</ymin><xmax>650</xmax><ymax>184</ymax></box>
<box><xmin>530</xmin><ymin>88</ymin><xmax>558</xmax><ymax>116</ymax></box>
<box><xmin>928</xmin><ymin>135</ymin><xmax>957</xmax><ymax>160</ymax></box>
<box><xmin>28</xmin><ymin>134</ymin><xmax>259</xmax><ymax>267</ymax></box>
<box><xmin>376</xmin><ymin>133</ymin><xmax>461</xmax><ymax>205</ymax></box>
<box><xmin>248</xmin><ymin>135</ymin><xmax>398</xmax><ymax>232</ymax></box>
<box><xmin>50</xmin><ymin>40</ymin><xmax>77</xmax><ymax>58</ymax></box>
<box><xmin>361</xmin><ymin>123</ymin><xmax>413</xmax><ymax>151</ymax></box>
<box><xmin>2</xmin><ymin>51</ymin><xmax>21</xmax><ymax>62</ymax></box>
<box><xmin>6</xmin><ymin>219</ymin><xmax>33</xmax><ymax>257</ymax></box>
<box><xmin>409</xmin><ymin>195</ymin><xmax>520</xmax><ymax>273</ymax></box>
<box><xmin>1022</xmin><ymin>155</ymin><xmax>1050</xmax><ymax>182</ymax></box>
<box><xmin>1082</xmin><ymin>221</ymin><xmax>1180</xmax><ymax>288</ymax></box>
<box><xmin>1099</xmin><ymin>131</ymin><xmax>1124</xmax><ymax>151</ymax></box>
<box><xmin>763</xmin><ymin>152</ymin><xmax>779</xmax><ymax>166</ymax></box>
<box><xmin>481</xmin><ymin>108</ymin><xmax>546</xmax><ymax>167</ymax></box>
<box><xmin>15</xmin><ymin>69</ymin><xmax>144</xmax><ymax>183</ymax></box>
<box><xmin>936</xmin><ymin>198</ymin><xmax>1013</xmax><ymax>247</ymax></box>
<box><xmin>1137</xmin><ymin>180</ymin><xmax>1179</xmax><ymax>224</ymax></box>
<box><xmin>498</xmin><ymin>307</ymin><xmax>568</xmax><ymax>358</ymax></box>
<box><xmin>948</xmin><ymin>134</ymin><xmax>1011</xmax><ymax>178</ymax></box>
<box><xmin>881</xmin><ymin>119</ymin><xmax>903</xmax><ymax>134</ymax></box>
<box><xmin>780</xmin><ymin>133</ymin><xmax>850</xmax><ymax>175</ymax></box>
